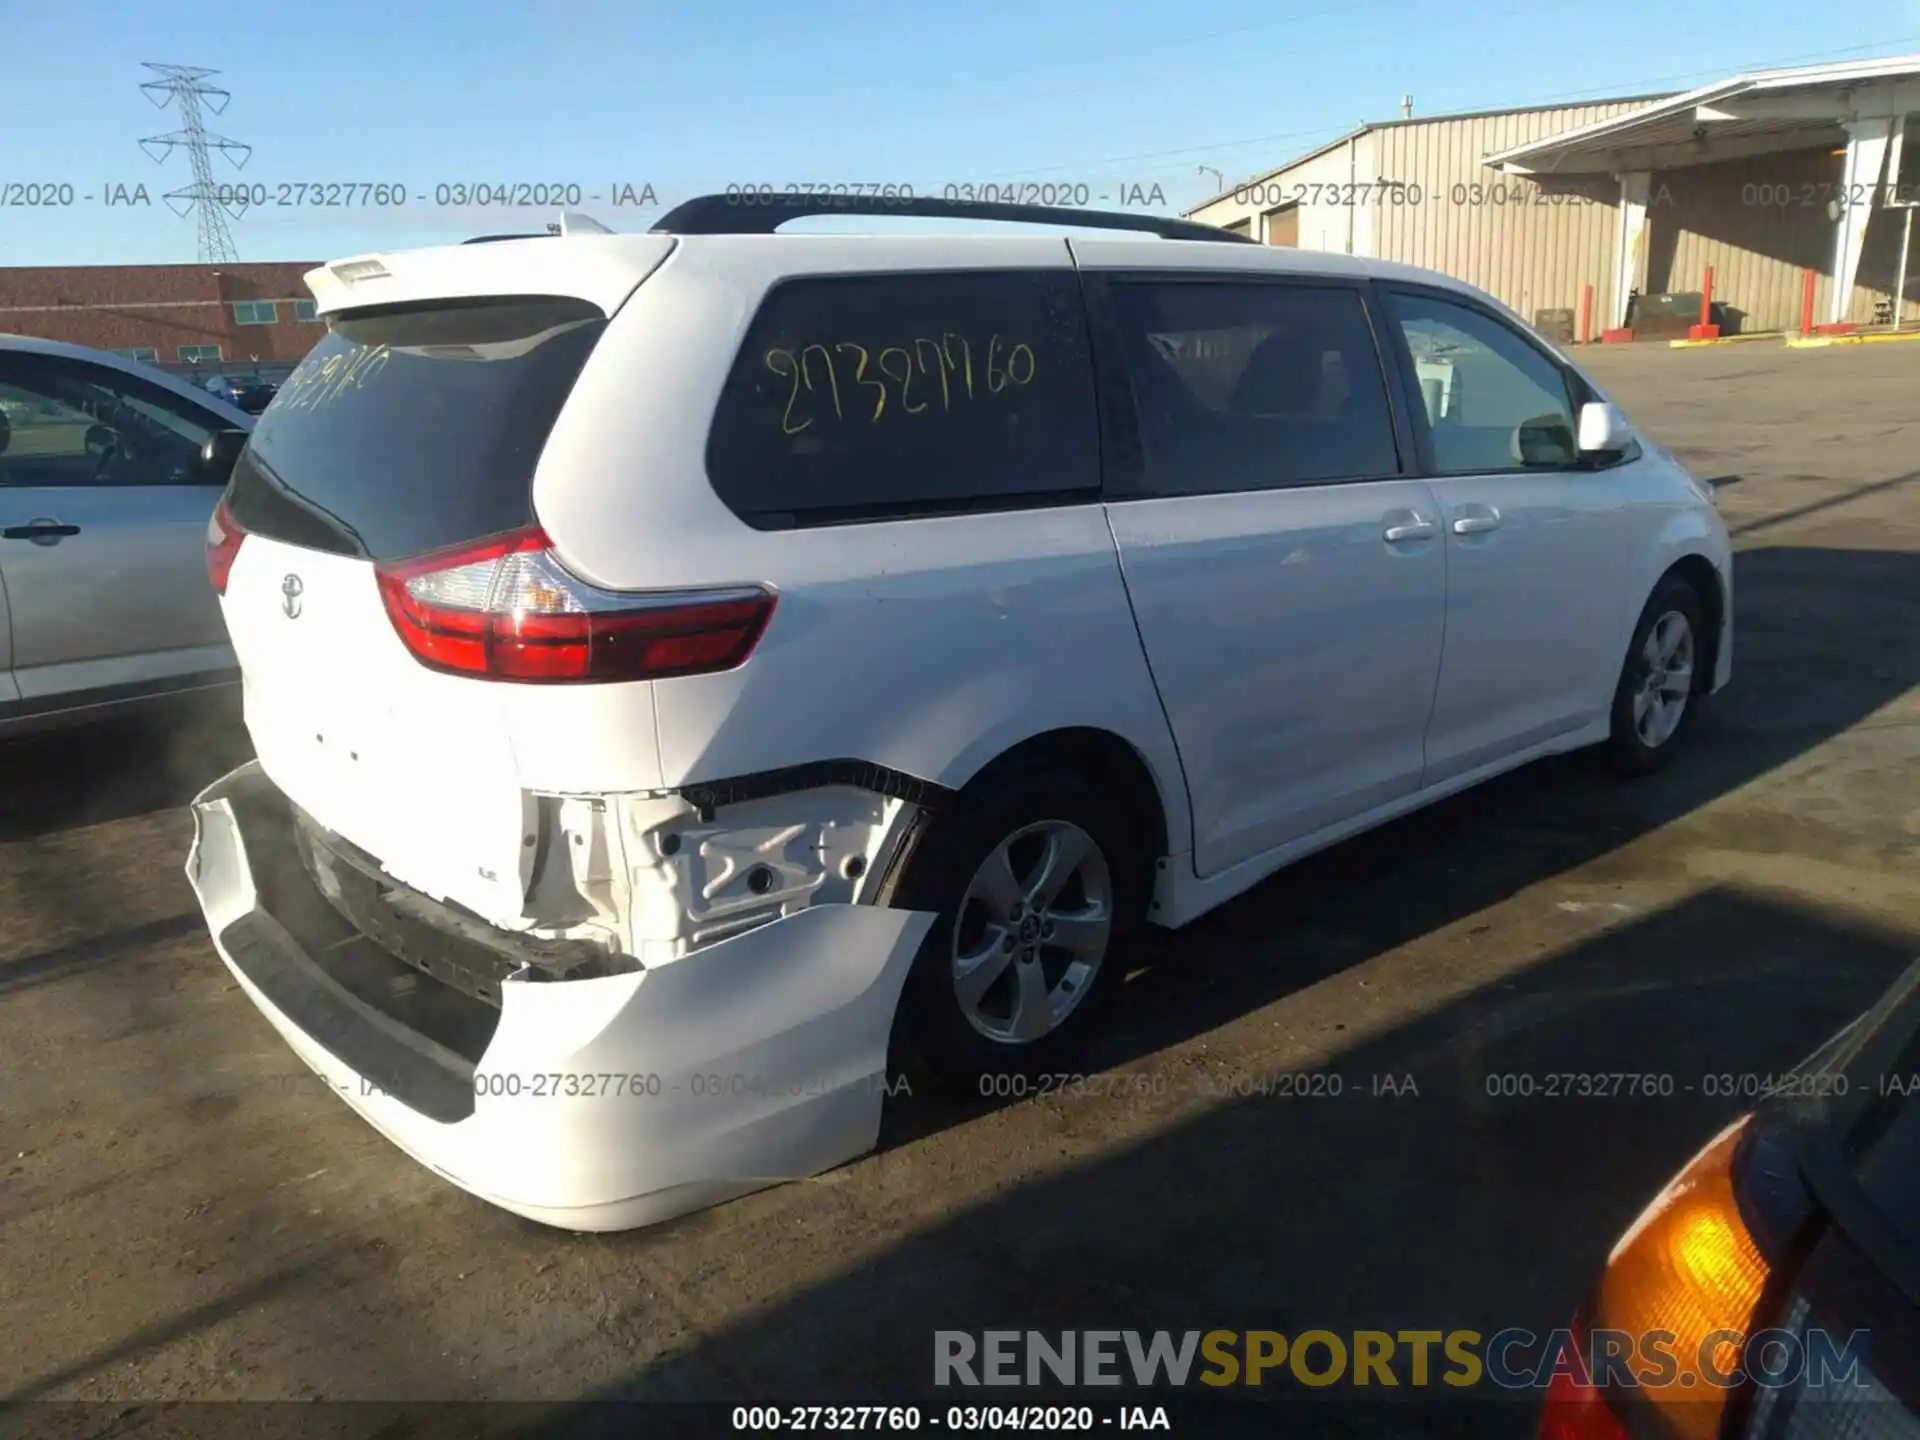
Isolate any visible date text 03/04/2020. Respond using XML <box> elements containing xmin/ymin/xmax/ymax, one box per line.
<box><xmin>975</xmin><ymin>1070</ymin><xmax>1419</xmax><ymax>1101</ymax></box>
<box><xmin>720</xmin><ymin>182</ymin><xmax>1170</xmax><ymax>209</ymax></box>
<box><xmin>1226</xmin><ymin>179</ymin><xmax>1615</xmax><ymax>208</ymax></box>
<box><xmin>0</xmin><ymin>181</ymin><xmax>663</xmax><ymax>209</ymax></box>
<box><xmin>1479</xmin><ymin>1071</ymin><xmax>1873</xmax><ymax>1100</ymax></box>
<box><xmin>730</xmin><ymin>1405</ymin><xmax>1174</xmax><ymax>1431</ymax></box>
<box><xmin>346</xmin><ymin>1068</ymin><xmax>1420</xmax><ymax>1104</ymax></box>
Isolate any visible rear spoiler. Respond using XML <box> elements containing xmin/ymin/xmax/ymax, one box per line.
<box><xmin>302</xmin><ymin>218</ymin><xmax>674</xmax><ymax>320</ymax></box>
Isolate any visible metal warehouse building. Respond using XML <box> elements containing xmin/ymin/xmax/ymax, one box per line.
<box><xmin>1187</xmin><ymin>56</ymin><xmax>1920</xmax><ymax>339</ymax></box>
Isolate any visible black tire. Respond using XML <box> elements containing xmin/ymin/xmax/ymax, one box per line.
<box><xmin>1605</xmin><ymin>573</ymin><xmax>1708</xmax><ymax>777</ymax></box>
<box><xmin>886</xmin><ymin>764</ymin><xmax>1149</xmax><ymax>1091</ymax></box>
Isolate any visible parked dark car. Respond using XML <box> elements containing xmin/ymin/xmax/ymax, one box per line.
<box><xmin>1540</xmin><ymin>955</ymin><xmax>1920</xmax><ymax>1438</ymax></box>
<box><xmin>202</xmin><ymin>373</ymin><xmax>278</xmax><ymax>414</ymax></box>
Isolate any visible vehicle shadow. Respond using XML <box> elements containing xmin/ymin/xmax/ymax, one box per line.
<box><xmin>0</xmin><ymin>697</ymin><xmax>250</xmax><ymax>845</ymax></box>
<box><xmin>0</xmin><ymin>913</ymin><xmax>203</xmax><ymax>997</ymax></box>
<box><xmin>1034</xmin><ymin>540</ymin><xmax>1910</xmax><ymax>1093</ymax></box>
<box><xmin>845</xmin><ymin>541</ymin><xmax>1915</xmax><ymax>1148</ymax></box>
<box><xmin>483</xmin><ymin>540</ymin><xmax>1920</xmax><ymax>1428</ymax></box>
<box><xmin>521</xmin><ymin>888</ymin><xmax>1914</xmax><ymax>1435</ymax></box>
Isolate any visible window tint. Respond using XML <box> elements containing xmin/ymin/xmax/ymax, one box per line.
<box><xmin>0</xmin><ymin>356</ymin><xmax>227</xmax><ymax>489</ymax></box>
<box><xmin>227</xmin><ymin>295</ymin><xmax>607</xmax><ymax>561</ymax></box>
<box><xmin>1108</xmin><ymin>281</ymin><xmax>1400</xmax><ymax>496</ymax></box>
<box><xmin>1385</xmin><ymin>291</ymin><xmax>1578</xmax><ymax>473</ymax></box>
<box><xmin>705</xmin><ymin>271</ymin><xmax>1099</xmax><ymax>527</ymax></box>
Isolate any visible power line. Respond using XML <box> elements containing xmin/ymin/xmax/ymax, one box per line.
<box><xmin>140</xmin><ymin>63</ymin><xmax>252</xmax><ymax>264</ymax></box>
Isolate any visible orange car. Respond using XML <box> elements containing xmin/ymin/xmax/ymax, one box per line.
<box><xmin>1540</xmin><ymin>957</ymin><xmax>1920</xmax><ymax>1439</ymax></box>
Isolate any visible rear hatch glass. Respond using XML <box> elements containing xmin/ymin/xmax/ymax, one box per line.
<box><xmin>227</xmin><ymin>295</ymin><xmax>608</xmax><ymax>561</ymax></box>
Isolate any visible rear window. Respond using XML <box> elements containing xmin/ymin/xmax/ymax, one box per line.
<box><xmin>705</xmin><ymin>270</ymin><xmax>1099</xmax><ymax>527</ymax></box>
<box><xmin>226</xmin><ymin>295</ymin><xmax>607</xmax><ymax>561</ymax></box>
<box><xmin>1109</xmin><ymin>280</ymin><xmax>1402</xmax><ymax>497</ymax></box>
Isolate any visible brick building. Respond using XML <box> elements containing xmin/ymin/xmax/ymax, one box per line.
<box><xmin>0</xmin><ymin>261</ymin><xmax>326</xmax><ymax>373</ymax></box>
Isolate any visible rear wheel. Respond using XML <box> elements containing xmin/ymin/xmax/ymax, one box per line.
<box><xmin>888</xmin><ymin>767</ymin><xmax>1147</xmax><ymax>1089</ymax></box>
<box><xmin>1605</xmin><ymin>574</ymin><xmax>1707</xmax><ymax>776</ymax></box>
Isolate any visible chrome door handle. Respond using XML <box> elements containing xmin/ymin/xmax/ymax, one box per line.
<box><xmin>1383</xmin><ymin>518</ymin><xmax>1436</xmax><ymax>542</ymax></box>
<box><xmin>2</xmin><ymin>517</ymin><xmax>81</xmax><ymax>544</ymax></box>
<box><xmin>1451</xmin><ymin>512</ymin><xmax>1501</xmax><ymax>535</ymax></box>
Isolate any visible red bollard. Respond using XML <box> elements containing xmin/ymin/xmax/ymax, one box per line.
<box><xmin>1579</xmin><ymin>283</ymin><xmax>1593</xmax><ymax>345</ymax></box>
<box><xmin>1688</xmin><ymin>265</ymin><xmax>1720</xmax><ymax>339</ymax></box>
<box><xmin>1801</xmin><ymin>268</ymin><xmax>1817</xmax><ymax>336</ymax></box>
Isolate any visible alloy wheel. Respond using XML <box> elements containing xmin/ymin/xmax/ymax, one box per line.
<box><xmin>949</xmin><ymin>819</ymin><xmax>1113</xmax><ymax>1045</ymax></box>
<box><xmin>1633</xmin><ymin>610</ymin><xmax>1695</xmax><ymax>748</ymax></box>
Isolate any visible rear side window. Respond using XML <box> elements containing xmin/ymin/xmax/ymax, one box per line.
<box><xmin>0</xmin><ymin>354</ymin><xmax>229</xmax><ymax>489</ymax></box>
<box><xmin>705</xmin><ymin>271</ymin><xmax>1099</xmax><ymax>527</ymax></box>
<box><xmin>226</xmin><ymin>295</ymin><xmax>607</xmax><ymax>561</ymax></box>
<box><xmin>1108</xmin><ymin>281</ymin><xmax>1401</xmax><ymax>497</ymax></box>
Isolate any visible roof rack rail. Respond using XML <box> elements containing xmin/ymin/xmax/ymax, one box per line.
<box><xmin>650</xmin><ymin>193</ymin><xmax>1251</xmax><ymax>243</ymax></box>
<box><xmin>461</xmin><ymin>233</ymin><xmax>548</xmax><ymax>245</ymax></box>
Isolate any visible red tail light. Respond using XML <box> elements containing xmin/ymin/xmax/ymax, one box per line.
<box><xmin>1538</xmin><ymin>1316</ymin><xmax>1629</xmax><ymax>1440</ymax></box>
<box><xmin>373</xmin><ymin>526</ymin><xmax>776</xmax><ymax>684</ymax></box>
<box><xmin>206</xmin><ymin>500</ymin><xmax>246</xmax><ymax>595</ymax></box>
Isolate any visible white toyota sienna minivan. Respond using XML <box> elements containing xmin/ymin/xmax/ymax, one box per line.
<box><xmin>186</xmin><ymin>196</ymin><xmax>1733</xmax><ymax>1231</ymax></box>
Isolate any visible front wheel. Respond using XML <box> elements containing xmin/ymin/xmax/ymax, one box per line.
<box><xmin>887</xmin><ymin>767</ymin><xmax>1148</xmax><ymax>1089</ymax></box>
<box><xmin>1605</xmin><ymin>574</ymin><xmax>1707</xmax><ymax>776</ymax></box>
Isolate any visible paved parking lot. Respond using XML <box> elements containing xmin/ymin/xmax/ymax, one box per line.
<box><xmin>2</xmin><ymin>342</ymin><xmax>1917</xmax><ymax>1433</ymax></box>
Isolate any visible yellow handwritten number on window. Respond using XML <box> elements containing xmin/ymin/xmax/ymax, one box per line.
<box><xmin>766</xmin><ymin>333</ymin><xmax>1036</xmax><ymax>431</ymax></box>
<box><xmin>800</xmin><ymin>344</ymin><xmax>843</xmax><ymax>420</ymax></box>
<box><xmin>764</xmin><ymin>348</ymin><xmax>810</xmax><ymax>435</ymax></box>
<box><xmin>836</xmin><ymin>342</ymin><xmax>885</xmax><ymax>422</ymax></box>
<box><xmin>914</xmin><ymin>338</ymin><xmax>951</xmax><ymax>410</ymax></box>
<box><xmin>877</xmin><ymin>347</ymin><xmax>924</xmax><ymax>414</ymax></box>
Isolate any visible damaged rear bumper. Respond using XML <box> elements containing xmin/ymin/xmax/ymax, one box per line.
<box><xmin>184</xmin><ymin>760</ymin><xmax>934</xmax><ymax>1232</ymax></box>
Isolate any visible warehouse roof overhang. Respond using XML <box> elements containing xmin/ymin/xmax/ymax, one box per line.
<box><xmin>1484</xmin><ymin>54</ymin><xmax>1920</xmax><ymax>175</ymax></box>
<box><xmin>1181</xmin><ymin>96</ymin><xmax>1677</xmax><ymax>215</ymax></box>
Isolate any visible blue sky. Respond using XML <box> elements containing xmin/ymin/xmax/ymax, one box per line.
<box><xmin>5</xmin><ymin>0</ymin><xmax>1920</xmax><ymax>265</ymax></box>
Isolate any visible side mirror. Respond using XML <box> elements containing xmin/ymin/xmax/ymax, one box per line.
<box><xmin>200</xmin><ymin>427</ymin><xmax>249</xmax><ymax>479</ymax></box>
<box><xmin>1513</xmin><ymin>413</ymin><xmax>1577</xmax><ymax>467</ymax></box>
<box><xmin>1577</xmin><ymin>401</ymin><xmax>1632</xmax><ymax>457</ymax></box>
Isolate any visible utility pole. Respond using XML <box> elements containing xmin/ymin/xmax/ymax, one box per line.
<box><xmin>140</xmin><ymin>63</ymin><xmax>251</xmax><ymax>263</ymax></box>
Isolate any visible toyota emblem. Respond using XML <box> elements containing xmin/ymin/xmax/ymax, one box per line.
<box><xmin>281</xmin><ymin>573</ymin><xmax>304</xmax><ymax>619</ymax></box>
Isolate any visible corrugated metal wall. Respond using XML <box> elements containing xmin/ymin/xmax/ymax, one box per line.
<box><xmin>1189</xmin><ymin>136</ymin><xmax>1373</xmax><ymax>248</ymax></box>
<box><xmin>1650</xmin><ymin>146</ymin><xmax>1918</xmax><ymax>329</ymax></box>
<box><xmin>1370</xmin><ymin>103</ymin><xmax>1645</xmax><ymax>329</ymax></box>
<box><xmin>1189</xmin><ymin>104</ymin><xmax>1920</xmax><ymax>334</ymax></box>
<box><xmin>1257</xmin><ymin>143</ymin><xmax>1373</xmax><ymax>251</ymax></box>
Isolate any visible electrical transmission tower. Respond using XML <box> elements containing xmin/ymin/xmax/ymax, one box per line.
<box><xmin>139</xmin><ymin>63</ymin><xmax>252</xmax><ymax>263</ymax></box>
